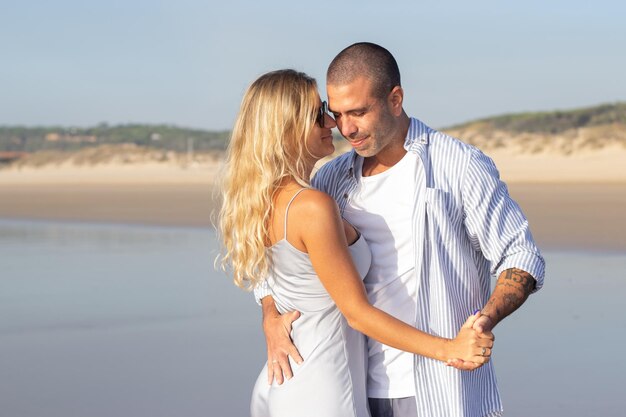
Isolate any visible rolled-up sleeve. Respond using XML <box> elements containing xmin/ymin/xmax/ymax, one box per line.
<box><xmin>461</xmin><ymin>148</ymin><xmax>545</xmax><ymax>292</ymax></box>
<box><xmin>253</xmin><ymin>279</ymin><xmax>272</xmax><ymax>306</ymax></box>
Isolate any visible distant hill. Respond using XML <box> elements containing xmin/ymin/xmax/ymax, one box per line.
<box><xmin>0</xmin><ymin>124</ymin><xmax>230</xmax><ymax>153</ymax></box>
<box><xmin>442</xmin><ymin>102</ymin><xmax>626</xmax><ymax>154</ymax></box>
<box><xmin>3</xmin><ymin>143</ymin><xmax>224</xmax><ymax>169</ymax></box>
<box><xmin>445</xmin><ymin>102</ymin><xmax>626</xmax><ymax>134</ymax></box>
<box><xmin>2</xmin><ymin>103</ymin><xmax>625</xmax><ymax>159</ymax></box>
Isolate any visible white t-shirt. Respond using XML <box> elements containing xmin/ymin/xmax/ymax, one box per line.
<box><xmin>343</xmin><ymin>151</ymin><xmax>423</xmax><ymax>398</ymax></box>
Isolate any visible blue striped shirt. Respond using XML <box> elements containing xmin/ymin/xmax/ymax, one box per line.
<box><xmin>256</xmin><ymin>117</ymin><xmax>545</xmax><ymax>417</ymax></box>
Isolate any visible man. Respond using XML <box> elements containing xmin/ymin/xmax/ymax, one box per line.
<box><xmin>256</xmin><ymin>42</ymin><xmax>544</xmax><ymax>417</ymax></box>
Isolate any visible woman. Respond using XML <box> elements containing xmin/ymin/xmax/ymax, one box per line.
<box><xmin>218</xmin><ymin>69</ymin><xmax>493</xmax><ymax>417</ymax></box>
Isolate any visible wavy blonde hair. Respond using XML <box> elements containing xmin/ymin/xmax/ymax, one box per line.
<box><xmin>218</xmin><ymin>69</ymin><xmax>319</xmax><ymax>290</ymax></box>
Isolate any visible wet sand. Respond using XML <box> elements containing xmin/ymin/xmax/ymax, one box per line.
<box><xmin>1</xmin><ymin>182</ymin><xmax>625</xmax><ymax>251</ymax></box>
<box><xmin>0</xmin><ymin>184</ymin><xmax>217</xmax><ymax>228</ymax></box>
<box><xmin>506</xmin><ymin>183</ymin><xmax>626</xmax><ymax>251</ymax></box>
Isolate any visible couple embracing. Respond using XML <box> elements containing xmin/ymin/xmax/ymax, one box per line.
<box><xmin>219</xmin><ymin>42</ymin><xmax>545</xmax><ymax>417</ymax></box>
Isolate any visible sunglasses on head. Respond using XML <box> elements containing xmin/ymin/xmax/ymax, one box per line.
<box><xmin>316</xmin><ymin>101</ymin><xmax>329</xmax><ymax>128</ymax></box>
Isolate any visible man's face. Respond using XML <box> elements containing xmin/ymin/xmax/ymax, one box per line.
<box><xmin>327</xmin><ymin>76</ymin><xmax>397</xmax><ymax>158</ymax></box>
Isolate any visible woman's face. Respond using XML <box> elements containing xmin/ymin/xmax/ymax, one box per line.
<box><xmin>304</xmin><ymin>97</ymin><xmax>337</xmax><ymax>162</ymax></box>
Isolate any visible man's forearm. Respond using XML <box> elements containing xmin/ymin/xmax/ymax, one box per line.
<box><xmin>481</xmin><ymin>268</ymin><xmax>536</xmax><ymax>328</ymax></box>
<box><xmin>261</xmin><ymin>295</ymin><xmax>279</xmax><ymax>323</ymax></box>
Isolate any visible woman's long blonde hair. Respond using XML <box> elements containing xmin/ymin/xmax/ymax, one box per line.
<box><xmin>218</xmin><ymin>69</ymin><xmax>319</xmax><ymax>290</ymax></box>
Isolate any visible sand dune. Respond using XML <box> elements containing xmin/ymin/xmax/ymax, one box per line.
<box><xmin>4</xmin><ymin>149</ymin><xmax>624</xmax><ymax>186</ymax></box>
<box><xmin>484</xmin><ymin>145</ymin><xmax>626</xmax><ymax>183</ymax></box>
<box><xmin>442</xmin><ymin>124</ymin><xmax>626</xmax><ymax>183</ymax></box>
<box><xmin>0</xmin><ymin>161</ymin><xmax>220</xmax><ymax>185</ymax></box>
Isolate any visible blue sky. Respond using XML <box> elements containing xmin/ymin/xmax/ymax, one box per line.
<box><xmin>1</xmin><ymin>0</ymin><xmax>624</xmax><ymax>130</ymax></box>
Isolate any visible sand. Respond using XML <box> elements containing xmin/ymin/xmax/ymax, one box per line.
<box><xmin>0</xmin><ymin>183</ymin><xmax>217</xmax><ymax>228</ymax></box>
<box><xmin>1</xmin><ymin>152</ymin><xmax>625</xmax><ymax>251</ymax></box>
<box><xmin>484</xmin><ymin>145</ymin><xmax>626</xmax><ymax>183</ymax></box>
<box><xmin>3</xmin><ymin>143</ymin><xmax>626</xmax><ymax>185</ymax></box>
<box><xmin>506</xmin><ymin>183</ymin><xmax>626</xmax><ymax>251</ymax></box>
<box><xmin>0</xmin><ymin>161</ymin><xmax>220</xmax><ymax>185</ymax></box>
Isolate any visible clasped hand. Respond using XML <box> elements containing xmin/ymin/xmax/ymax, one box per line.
<box><xmin>446</xmin><ymin>313</ymin><xmax>495</xmax><ymax>371</ymax></box>
<box><xmin>264</xmin><ymin>309</ymin><xmax>495</xmax><ymax>384</ymax></box>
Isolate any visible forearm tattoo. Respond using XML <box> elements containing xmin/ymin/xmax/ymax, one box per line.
<box><xmin>500</xmin><ymin>268</ymin><xmax>536</xmax><ymax>294</ymax></box>
<box><xmin>485</xmin><ymin>268</ymin><xmax>536</xmax><ymax>323</ymax></box>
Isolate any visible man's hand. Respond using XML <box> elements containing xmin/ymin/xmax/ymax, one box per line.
<box><xmin>472</xmin><ymin>313</ymin><xmax>495</xmax><ymax>334</ymax></box>
<box><xmin>261</xmin><ymin>296</ymin><xmax>303</xmax><ymax>385</ymax></box>
<box><xmin>447</xmin><ymin>268</ymin><xmax>536</xmax><ymax>371</ymax></box>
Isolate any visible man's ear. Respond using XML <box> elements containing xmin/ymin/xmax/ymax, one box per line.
<box><xmin>388</xmin><ymin>86</ymin><xmax>404</xmax><ymax>116</ymax></box>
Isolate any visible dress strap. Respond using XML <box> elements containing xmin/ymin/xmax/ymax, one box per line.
<box><xmin>284</xmin><ymin>188</ymin><xmax>309</xmax><ymax>240</ymax></box>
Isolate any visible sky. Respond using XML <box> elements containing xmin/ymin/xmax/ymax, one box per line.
<box><xmin>1</xmin><ymin>0</ymin><xmax>625</xmax><ymax>130</ymax></box>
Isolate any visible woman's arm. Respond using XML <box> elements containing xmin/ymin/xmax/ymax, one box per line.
<box><xmin>296</xmin><ymin>191</ymin><xmax>493</xmax><ymax>364</ymax></box>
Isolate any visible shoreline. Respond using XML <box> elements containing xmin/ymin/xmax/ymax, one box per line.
<box><xmin>0</xmin><ymin>183</ymin><xmax>218</xmax><ymax>228</ymax></box>
<box><xmin>1</xmin><ymin>182</ymin><xmax>625</xmax><ymax>252</ymax></box>
<box><xmin>2</xmin><ymin>148</ymin><xmax>626</xmax><ymax>251</ymax></box>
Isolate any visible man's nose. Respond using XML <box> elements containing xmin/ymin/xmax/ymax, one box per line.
<box><xmin>338</xmin><ymin>117</ymin><xmax>357</xmax><ymax>138</ymax></box>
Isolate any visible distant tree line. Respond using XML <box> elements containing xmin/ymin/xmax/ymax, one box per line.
<box><xmin>3</xmin><ymin>102</ymin><xmax>625</xmax><ymax>153</ymax></box>
<box><xmin>445</xmin><ymin>102</ymin><xmax>626</xmax><ymax>134</ymax></box>
<box><xmin>0</xmin><ymin>123</ymin><xmax>231</xmax><ymax>153</ymax></box>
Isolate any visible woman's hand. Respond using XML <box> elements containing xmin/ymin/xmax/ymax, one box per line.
<box><xmin>444</xmin><ymin>312</ymin><xmax>494</xmax><ymax>371</ymax></box>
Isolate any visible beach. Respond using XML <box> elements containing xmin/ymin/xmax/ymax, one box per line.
<box><xmin>3</xmin><ymin>220</ymin><xmax>622</xmax><ymax>417</ymax></box>
<box><xmin>0</xmin><ymin>183</ymin><xmax>216</xmax><ymax>228</ymax></box>
<box><xmin>2</xmin><ymin>153</ymin><xmax>625</xmax><ymax>417</ymax></box>
<box><xmin>1</xmin><ymin>182</ymin><xmax>625</xmax><ymax>252</ymax></box>
<box><xmin>1</xmin><ymin>150</ymin><xmax>625</xmax><ymax>251</ymax></box>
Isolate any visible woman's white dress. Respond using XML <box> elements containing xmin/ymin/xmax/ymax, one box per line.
<box><xmin>250</xmin><ymin>191</ymin><xmax>372</xmax><ymax>417</ymax></box>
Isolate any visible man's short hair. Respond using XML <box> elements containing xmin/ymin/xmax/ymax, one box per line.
<box><xmin>327</xmin><ymin>42</ymin><xmax>401</xmax><ymax>99</ymax></box>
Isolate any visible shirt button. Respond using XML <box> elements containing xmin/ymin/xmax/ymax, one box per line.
<box><xmin>343</xmin><ymin>193</ymin><xmax>348</xmax><ymax>199</ymax></box>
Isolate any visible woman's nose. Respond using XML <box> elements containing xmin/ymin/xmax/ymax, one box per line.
<box><xmin>324</xmin><ymin>113</ymin><xmax>337</xmax><ymax>128</ymax></box>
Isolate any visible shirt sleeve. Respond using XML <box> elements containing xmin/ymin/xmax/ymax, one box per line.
<box><xmin>311</xmin><ymin>166</ymin><xmax>325</xmax><ymax>191</ymax></box>
<box><xmin>461</xmin><ymin>148</ymin><xmax>545</xmax><ymax>291</ymax></box>
<box><xmin>253</xmin><ymin>278</ymin><xmax>272</xmax><ymax>306</ymax></box>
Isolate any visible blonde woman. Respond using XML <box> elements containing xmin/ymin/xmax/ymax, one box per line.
<box><xmin>218</xmin><ymin>69</ymin><xmax>493</xmax><ymax>417</ymax></box>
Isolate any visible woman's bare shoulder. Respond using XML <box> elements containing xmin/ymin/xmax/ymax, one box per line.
<box><xmin>291</xmin><ymin>188</ymin><xmax>339</xmax><ymax>215</ymax></box>
<box><xmin>282</xmin><ymin>189</ymin><xmax>342</xmax><ymax>249</ymax></box>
